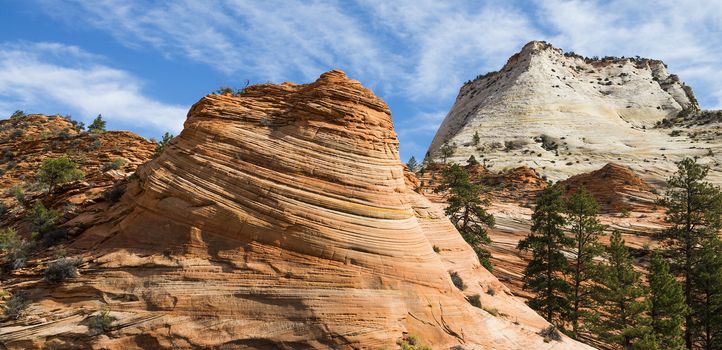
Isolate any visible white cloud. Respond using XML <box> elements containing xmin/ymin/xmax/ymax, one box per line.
<box><xmin>534</xmin><ymin>0</ymin><xmax>722</xmax><ymax>108</ymax></box>
<box><xmin>0</xmin><ymin>41</ymin><xmax>186</xmax><ymax>134</ymax></box>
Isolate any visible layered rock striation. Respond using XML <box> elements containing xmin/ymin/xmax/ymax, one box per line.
<box><xmin>0</xmin><ymin>71</ymin><xmax>592</xmax><ymax>349</ymax></box>
<box><xmin>427</xmin><ymin>41</ymin><xmax>722</xmax><ymax>184</ymax></box>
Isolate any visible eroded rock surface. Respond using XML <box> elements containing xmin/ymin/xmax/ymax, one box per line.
<box><xmin>0</xmin><ymin>71</ymin><xmax>592</xmax><ymax>349</ymax></box>
<box><xmin>427</xmin><ymin>41</ymin><xmax>721</xmax><ymax>184</ymax></box>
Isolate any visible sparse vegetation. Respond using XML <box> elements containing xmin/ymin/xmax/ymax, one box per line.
<box><xmin>87</xmin><ymin>306</ymin><xmax>116</xmax><ymax>333</ymax></box>
<box><xmin>398</xmin><ymin>334</ymin><xmax>432</xmax><ymax>350</ymax></box>
<box><xmin>440</xmin><ymin>142</ymin><xmax>456</xmax><ymax>163</ymax></box>
<box><xmin>449</xmin><ymin>271</ymin><xmax>466</xmax><ymax>290</ymax></box>
<box><xmin>102</xmin><ymin>157</ymin><xmax>126</xmax><ymax>171</ymax></box>
<box><xmin>406</xmin><ymin>156</ymin><xmax>418</xmax><ymax>172</ymax></box>
<box><xmin>44</xmin><ymin>257</ymin><xmax>82</xmax><ymax>284</ymax></box>
<box><xmin>539</xmin><ymin>325</ymin><xmax>562</xmax><ymax>342</ymax></box>
<box><xmin>467</xmin><ymin>294</ymin><xmax>481</xmax><ymax>308</ymax></box>
<box><xmin>3</xmin><ymin>293</ymin><xmax>28</xmax><ymax>320</ymax></box>
<box><xmin>37</xmin><ymin>155</ymin><xmax>84</xmax><ymax>194</ymax></box>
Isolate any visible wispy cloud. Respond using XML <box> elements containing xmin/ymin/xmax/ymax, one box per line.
<box><xmin>16</xmin><ymin>0</ymin><xmax>722</xmax><ymax>158</ymax></box>
<box><xmin>0</xmin><ymin>41</ymin><xmax>186</xmax><ymax>134</ymax></box>
<box><xmin>534</xmin><ymin>0</ymin><xmax>722</xmax><ymax>108</ymax></box>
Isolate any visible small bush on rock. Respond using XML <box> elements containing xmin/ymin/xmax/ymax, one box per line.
<box><xmin>3</xmin><ymin>293</ymin><xmax>28</xmax><ymax>320</ymax></box>
<box><xmin>539</xmin><ymin>325</ymin><xmax>561</xmax><ymax>342</ymax></box>
<box><xmin>87</xmin><ymin>306</ymin><xmax>115</xmax><ymax>333</ymax></box>
<box><xmin>467</xmin><ymin>294</ymin><xmax>481</xmax><ymax>308</ymax></box>
<box><xmin>449</xmin><ymin>271</ymin><xmax>466</xmax><ymax>290</ymax></box>
<box><xmin>44</xmin><ymin>257</ymin><xmax>82</xmax><ymax>284</ymax></box>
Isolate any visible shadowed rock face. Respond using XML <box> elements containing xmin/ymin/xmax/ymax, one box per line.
<box><xmin>1</xmin><ymin>71</ymin><xmax>592</xmax><ymax>349</ymax></box>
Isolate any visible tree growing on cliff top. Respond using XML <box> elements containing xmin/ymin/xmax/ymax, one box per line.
<box><xmin>657</xmin><ymin>157</ymin><xmax>722</xmax><ymax>349</ymax></box>
<box><xmin>88</xmin><ymin>114</ymin><xmax>106</xmax><ymax>133</ymax></box>
<box><xmin>37</xmin><ymin>155</ymin><xmax>84</xmax><ymax>194</ymax></box>
<box><xmin>435</xmin><ymin>164</ymin><xmax>495</xmax><ymax>270</ymax></box>
<box><xmin>518</xmin><ymin>184</ymin><xmax>571</xmax><ymax>325</ymax></box>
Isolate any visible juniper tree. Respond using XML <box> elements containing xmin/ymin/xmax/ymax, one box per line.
<box><xmin>648</xmin><ymin>251</ymin><xmax>687</xmax><ymax>350</ymax></box>
<box><xmin>518</xmin><ymin>184</ymin><xmax>571</xmax><ymax>324</ymax></box>
<box><xmin>658</xmin><ymin>157</ymin><xmax>722</xmax><ymax>349</ymax></box>
<box><xmin>435</xmin><ymin>164</ymin><xmax>495</xmax><ymax>270</ymax></box>
<box><xmin>591</xmin><ymin>231</ymin><xmax>653</xmax><ymax>349</ymax></box>
<box><xmin>564</xmin><ymin>187</ymin><xmax>605</xmax><ymax>339</ymax></box>
<box><xmin>407</xmin><ymin>156</ymin><xmax>418</xmax><ymax>172</ymax></box>
<box><xmin>37</xmin><ymin>155</ymin><xmax>84</xmax><ymax>194</ymax></box>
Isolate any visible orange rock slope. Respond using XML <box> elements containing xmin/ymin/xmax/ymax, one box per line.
<box><xmin>0</xmin><ymin>114</ymin><xmax>155</xmax><ymax>231</ymax></box>
<box><xmin>1</xmin><ymin>71</ymin><xmax>592</xmax><ymax>349</ymax></box>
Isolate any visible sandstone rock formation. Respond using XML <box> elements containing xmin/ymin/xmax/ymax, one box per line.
<box><xmin>559</xmin><ymin>163</ymin><xmax>656</xmax><ymax>213</ymax></box>
<box><xmin>0</xmin><ymin>114</ymin><xmax>155</xmax><ymax>232</ymax></box>
<box><xmin>427</xmin><ymin>41</ymin><xmax>722</xmax><ymax>185</ymax></box>
<box><xmin>0</xmin><ymin>71</ymin><xmax>592</xmax><ymax>349</ymax></box>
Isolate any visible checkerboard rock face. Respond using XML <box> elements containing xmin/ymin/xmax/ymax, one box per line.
<box><xmin>428</xmin><ymin>40</ymin><xmax>722</xmax><ymax>185</ymax></box>
<box><xmin>0</xmin><ymin>70</ymin><xmax>592</xmax><ymax>349</ymax></box>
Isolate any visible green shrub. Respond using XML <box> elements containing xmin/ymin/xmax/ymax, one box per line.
<box><xmin>1</xmin><ymin>231</ymin><xmax>35</xmax><ymax>270</ymax></box>
<box><xmin>10</xmin><ymin>110</ymin><xmax>25</xmax><ymax>120</ymax></box>
<box><xmin>27</xmin><ymin>202</ymin><xmax>59</xmax><ymax>236</ymax></box>
<box><xmin>467</xmin><ymin>294</ymin><xmax>481</xmax><ymax>308</ymax></box>
<box><xmin>44</xmin><ymin>257</ymin><xmax>82</xmax><ymax>284</ymax></box>
<box><xmin>449</xmin><ymin>271</ymin><xmax>466</xmax><ymax>290</ymax></box>
<box><xmin>102</xmin><ymin>157</ymin><xmax>125</xmax><ymax>171</ymax></box>
<box><xmin>8</xmin><ymin>185</ymin><xmax>25</xmax><ymax>205</ymax></box>
<box><xmin>87</xmin><ymin>306</ymin><xmax>115</xmax><ymax>333</ymax></box>
<box><xmin>38</xmin><ymin>155</ymin><xmax>84</xmax><ymax>194</ymax></box>
<box><xmin>3</xmin><ymin>293</ymin><xmax>28</xmax><ymax>320</ymax></box>
<box><xmin>539</xmin><ymin>325</ymin><xmax>561</xmax><ymax>342</ymax></box>
<box><xmin>487</xmin><ymin>287</ymin><xmax>496</xmax><ymax>296</ymax></box>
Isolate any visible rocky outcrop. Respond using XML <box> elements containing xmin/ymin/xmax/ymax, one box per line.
<box><xmin>0</xmin><ymin>114</ymin><xmax>155</xmax><ymax>232</ymax></box>
<box><xmin>560</xmin><ymin>163</ymin><xmax>656</xmax><ymax>213</ymax></box>
<box><xmin>0</xmin><ymin>71</ymin><xmax>592</xmax><ymax>349</ymax></box>
<box><xmin>427</xmin><ymin>40</ymin><xmax>722</xmax><ymax>184</ymax></box>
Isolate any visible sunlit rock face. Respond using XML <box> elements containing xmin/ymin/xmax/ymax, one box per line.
<box><xmin>428</xmin><ymin>41</ymin><xmax>721</xmax><ymax>184</ymax></box>
<box><xmin>0</xmin><ymin>70</ymin><xmax>592</xmax><ymax>349</ymax></box>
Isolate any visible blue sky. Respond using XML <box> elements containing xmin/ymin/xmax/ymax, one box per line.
<box><xmin>1</xmin><ymin>1</ymin><xmax>721</xmax><ymax>162</ymax></box>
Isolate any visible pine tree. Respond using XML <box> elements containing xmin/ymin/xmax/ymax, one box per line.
<box><xmin>435</xmin><ymin>164</ymin><xmax>495</xmax><ymax>270</ymax></box>
<box><xmin>658</xmin><ymin>157</ymin><xmax>722</xmax><ymax>349</ymax></box>
<box><xmin>88</xmin><ymin>114</ymin><xmax>106</xmax><ymax>133</ymax></box>
<box><xmin>648</xmin><ymin>251</ymin><xmax>687</xmax><ymax>350</ymax></box>
<box><xmin>153</xmin><ymin>132</ymin><xmax>174</xmax><ymax>159</ymax></box>
<box><xmin>406</xmin><ymin>156</ymin><xmax>418</xmax><ymax>172</ymax></box>
<box><xmin>472</xmin><ymin>131</ymin><xmax>480</xmax><ymax>146</ymax></box>
<box><xmin>592</xmin><ymin>231</ymin><xmax>651</xmax><ymax>349</ymax></box>
<box><xmin>564</xmin><ymin>187</ymin><xmax>605</xmax><ymax>339</ymax></box>
<box><xmin>440</xmin><ymin>142</ymin><xmax>455</xmax><ymax>164</ymax></box>
<box><xmin>517</xmin><ymin>184</ymin><xmax>571</xmax><ymax>324</ymax></box>
<box><xmin>690</xmin><ymin>237</ymin><xmax>722</xmax><ymax>350</ymax></box>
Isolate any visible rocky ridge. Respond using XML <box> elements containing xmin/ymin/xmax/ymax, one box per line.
<box><xmin>427</xmin><ymin>40</ymin><xmax>722</xmax><ymax>185</ymax></box>
<box><xmin>0</xmin><ymin>114</ymin><xmax>155</xmax><ymax>233</ymax></box>
<box><xmin>0</xmin><ymin>71</ymin><xmax>592</xmax><ymax>349</ymax></box>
